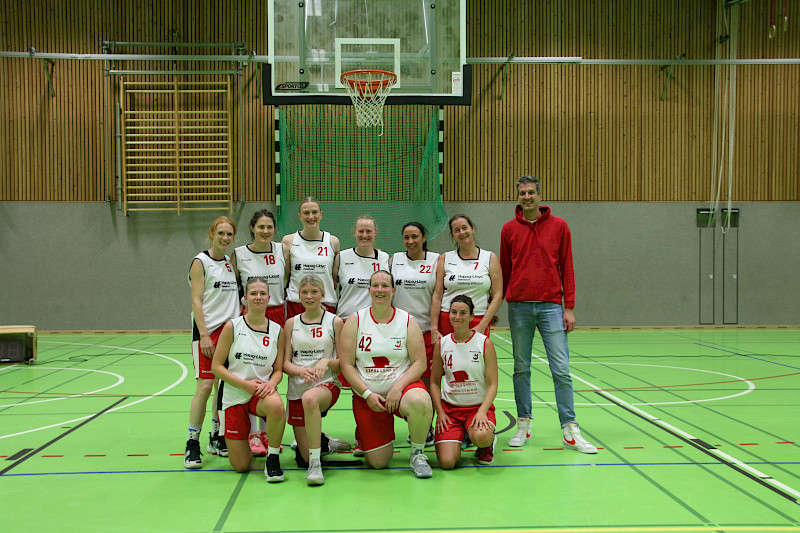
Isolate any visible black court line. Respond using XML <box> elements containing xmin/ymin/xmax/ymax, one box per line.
<box><xmin>596</xmin><ymin>390</ymin><xmax>800</xmax><ymax>506</ymax></box>
<box><xmin>696</xmin><ymin>342</ymin><xmax>800</xmax><ymax>371</ymax></box>
<box><xmin>0</xmin><ymin>396</ymin><xmax>129</xmax><ymax>476</ymax></box>
<box><xmin>6</xmin><ymin>448</ymin><xmax>34</xmax><ymax>461</ymax></box>
<box><xmin>214</xmin><ymin>471</ymin><xmax>250</xmax><ymax>533</ymax></box>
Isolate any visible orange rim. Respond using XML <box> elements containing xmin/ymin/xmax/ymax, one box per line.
<box><xmin>341</xmin><ymin>69</ymin><xmax>397</xmax><ymax>94</ymax></box>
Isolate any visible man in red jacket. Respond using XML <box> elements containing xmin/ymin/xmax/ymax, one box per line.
<box><xmin>499</xmin><ymin>175</ymin><xmax>597</xmax><ymax>454</ymax></box>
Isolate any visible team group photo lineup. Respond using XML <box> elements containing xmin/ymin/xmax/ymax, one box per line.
<box><xmin>187</xmin><ymin>174</ymin><xmax>597</xmax><ymax>486</ymax></box>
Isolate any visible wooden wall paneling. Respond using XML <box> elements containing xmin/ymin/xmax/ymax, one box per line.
<box><xmin>1</xmin><ymin>0</ymin><xmax>798</xmax><ymax>203</ymax></box>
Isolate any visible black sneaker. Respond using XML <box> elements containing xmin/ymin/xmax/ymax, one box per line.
<box><xmin>264</xmin><ymin>454</ymin><xmax>285</xmax><ymax>483</ymax></box>
<box><xmin>184</xmin><ymin>439</ymin><xmax>202</xmax><ymax>469</ymax></box>
<box><xmin>426</xmin><ymin>426</ymin><xmax>436</xmax><ymax>447</ymax></box>
<box><xmin>207</xmin><ymin>431</ymin><xmax>228</xmax><ymax>457</ymax></box>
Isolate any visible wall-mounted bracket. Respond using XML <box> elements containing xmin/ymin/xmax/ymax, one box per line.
<box><xmin>499</xmin><ymin>53</ymin><xmax>514</xmax><ymax>100</ymax></box>
<box><xmin>660</xmin><ymin>53</ymin><xmax>686</xmax><ymax>101</ymax></box>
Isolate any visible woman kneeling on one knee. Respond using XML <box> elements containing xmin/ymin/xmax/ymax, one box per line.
<box><xmin>211</xmin><ymin>277</ymin><xmax>287</xmax><ymax>482</ymax></box>
<box><xmin>430</xmin><ymin>295</ymin><xmax>498</xmax><ymax>469</ymax></box>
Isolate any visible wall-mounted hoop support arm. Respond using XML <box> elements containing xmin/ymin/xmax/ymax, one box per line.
<box><xmin>499</xmin><ymin>53</ymin><xmax>514</xmax><ymax>100</ymax></box>
<box><xmin>660</xmin><ymin>53</ymin><xmax>686</xmax><ymax>101</ymax></box>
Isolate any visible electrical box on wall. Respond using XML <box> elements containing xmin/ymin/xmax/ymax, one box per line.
<box><xmin>0</xmin><ymin>325</ymin><xmax>37</xmax><ymax>364</ymax></box>
<box><xmin>721</xmin><ymin>208</ymin><xmax>740</xmax><ymax>227</ymax></box>
<box><xmin>696</xmin><ymin>208</ymin><xmax>715</xmax><ymax>227</ymax></box>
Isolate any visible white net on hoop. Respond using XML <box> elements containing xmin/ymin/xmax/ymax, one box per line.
<box><xmin>341</xmin><ymin>70</ymin><xmax>397</xmax><ymax>131</ymax></box>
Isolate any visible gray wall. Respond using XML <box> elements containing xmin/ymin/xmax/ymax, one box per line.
<box><xmin>1</xmin><ymin>202</ymin><xmax>797</xmax><ymax>330</ymax></box>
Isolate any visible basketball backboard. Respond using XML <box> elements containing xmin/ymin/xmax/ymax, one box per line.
<box><xmin>265</xmin><ymin>0</ymin><xmax>469</xmax><ymax>105</ymax></box>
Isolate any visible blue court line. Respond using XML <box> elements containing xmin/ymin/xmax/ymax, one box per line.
<box><xmin>695</xmin><ymin>343</ymin><xmax>800</xmax><ymax>370</ymax></box>
<box><xmin>4</xmin><ymin>461</ymin><xmax>799</xmax><ymax>477</ymax></box>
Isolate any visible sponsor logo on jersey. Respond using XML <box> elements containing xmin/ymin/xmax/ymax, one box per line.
<box><xmin>451</xmin><ymin>370</ymin><xmax>470</xmax><ymax>382</ymax></box>
<box><xmin>448</xmin><ymin>275</ymin><xmax>456</xmax><ymax>282</ymax></box>
<box><xmin>295</xmin><ymin>264</ymin><xmax>303</xmax><ymax>271</ymax></box>
<box><xmin>364</xmin><ymin>356</ymin><xmax>396</xmax><ymax>374</ymax></box>
<box><xmin>395</xmin><ymin>279</ymin><xmax>403</xmax><ymax>286</ymax></box>
<box><xmin>348</xmin><ymin>278</ymin><xmax>356</xmax><ymax>285</ymax></box>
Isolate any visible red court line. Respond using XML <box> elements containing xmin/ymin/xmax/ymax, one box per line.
<box><xmin>740</xmin><ymin>443</ymin><xmax>759</xmax><ymax>446</ymax></box>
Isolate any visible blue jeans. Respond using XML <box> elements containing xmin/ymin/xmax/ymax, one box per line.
<box><xmin>508</xmin><ymin>301</ymin><xmax>575</xmax><ymax>427</ymax></box>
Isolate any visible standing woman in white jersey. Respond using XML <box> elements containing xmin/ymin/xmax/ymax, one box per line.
<box><xmin>335</xmin><ymin>215</ymin><xmax>390</xmax><ymax>320</ymax></box>
<box><xmin>211</xmin><ymin>277</ymin><xmax>286</xmax><ymax>482</ymax></box>
<box><xmin>430</xmin><ymin>295</ymin><xmax>498</xmax><ymax>469</ymax></box>
<box><xmin>283</xmin><ymin>275</ymin><xmax>349</xmax><ymax>485</ymax></box>
<box><xmin>430</xmin><ymin>214</ymin><xmax>503</xmax><ymax>344</ymax></box>
<box><xmin>231</xmin><ymin>209</ymin><xmax>289</xmax><ymax>457</ymax></box>
<box><xmin>390</xmin><ymin>222</ymin><xmax>439</xmax><ymax>388</ymax></box>
<box><xmin>339</xmin><ymin>270</ymin><xmax>435</xmax><ymax>478</ymax></box>
<box><xmin>282</xmin><ymin>197</ymin><xmax>340</xmax><ymax>319</ymax></box>
<box><xmin>185</xmin><ymin>216</ymin><xmax>240</xmax><ymax>469</ymax></box>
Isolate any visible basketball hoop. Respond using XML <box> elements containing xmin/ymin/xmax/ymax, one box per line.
<box><xmin>341</xmin><ymin>69</ymin><xmax>397</xmax><ymax>133</ymax></box>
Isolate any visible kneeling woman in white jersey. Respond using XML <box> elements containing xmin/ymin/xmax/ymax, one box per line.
<box><xmin>339</xmin><ymin>270</ymin><xmax>435</xmax><ymax>478</ymax></box>
<box><xmin>211</xmin><ymin>277</ymin><xmax>287</xmax><ymax>482</ymax></box>
<box><xmin>283</xmin><ymin>275</ymin><xmax>348</xmax><ymax>485</ymax></box>
<box><xmin>430</xmin><ymin>295</ymin><xmax>498</xmax><ymax>469</ymax></box>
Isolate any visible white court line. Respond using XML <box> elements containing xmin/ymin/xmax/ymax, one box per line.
<box><xmin>0</xmin><ymin>341</ymin><xmax>188</xmax><ymax>440</ymax></box>
<box><xmin>491</xmin><ymin>332</ymin><xmax>800</xmax><ymax>503</ymax></box>
<box><xmin>0</xmin><ymin>367</ymin><xmax>125</xmax><ymax>407</ymax></box>
<box><xmin>496</xmin><ymin>361</ymin><xmax>755</xmax><ymax>406</ymax></box>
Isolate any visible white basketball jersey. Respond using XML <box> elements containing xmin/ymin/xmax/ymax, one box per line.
<box><xmin>189</xmin><ymin>251</ymin><xmax>240</xmax><ymax>332</ymax></box>
<box><xmin>439</xmin><ymin>331</ymin><xmax>489</xmax><ymax>407</ymax></box>
<box><xmin>391</xmin><ymin>251</ymin><xmax>439</xmax><ymax>332</ymax></box>
<box><xmin>354</xmin><ymin>307</ymin><xmax>411</xmax><ymax>396</ymax></box>
<box><xmin>336</xmin><ymin>248</ymin><xmax>389</xmax><ymax>319</ymax></box>
<box><xmin>221</xmin><ymin>316</ymin><xmax>282</xmax><ymax>409</ymax></box>
<box><xmin>286</xmin><ymin>311</ymin><xmax>338</xmax><ymax>400</ymax></box>
<box><xmin>286</xmin><ymin>231</ymin><xmax>337</xmax><ymax>306</ymax></box>
<box><xmin>440</xmin><ymin>248</ymin><xmax>492</xmax><ymax>314</ymax></box>
<box><xmin>234</xmin><ymin>243</ymin><xmax>286</xmax><ymax>306</ymax></box>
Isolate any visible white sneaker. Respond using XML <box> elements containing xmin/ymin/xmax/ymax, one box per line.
<box><xmin>562</xmin><ymin>422</ymin><xmax>598</xmax><ymax>454</ymax></box>
<box><xmin>306</xmin><ymin>459</ymin><xmax>324</xmax><ymax>485</ymax></box>
<box><xmin>410</xmin><ymin>451</ymin><xmax>433</xmax><ymax>478</ymax></box>
<box><xmin>508</xmin><ymin>418</ymin><xmax>532</xmax><ymax>447</ymax></box>
<box><xmin>323</xmin><ymin>435</ymin><xmax>352</xmax><ymax>454</ymax></box>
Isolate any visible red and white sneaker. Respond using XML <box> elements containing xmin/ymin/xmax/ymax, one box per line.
<box><xmin>508</xmin><ymin>418</ymin><xmax>532</xmax><ymax>447</ymax></box>
<box><xmin>249</xmin><ymin>433</ymin><xmax>267</xmax><ymax>456</ymax></box>
<box><xmin>562</xmin><ymin>422</ymin><xmax>598</xmax><ymax>454</ymax></box>
<box><xmin>475</xmin><ymin>436</ymin><xmax>497</xmax><ymax>465</ymax></box>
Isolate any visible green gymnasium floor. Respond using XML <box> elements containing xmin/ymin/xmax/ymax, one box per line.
<box><xmin>1</xmin><ymin>329</ymin><xmax>799</xmax><ymax>533</ymax></box>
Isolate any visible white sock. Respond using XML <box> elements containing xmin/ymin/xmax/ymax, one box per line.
<box><xmin>267</xmin><ymin>446</ymin><xmax>281</xmax><ymax>456</ymax></box>
<box><xmin>410</xmin><ymin>441</ymin><xmax>425</xmax><ymax>455</ymax></box>
<box><xmin>248</xmin><ymin>414</ymin><xmax>259</xmax><ymax>436</ymax></box>
<box><xmin>309</xmin><ymin>448</ymin><xmax>321</xmax><ymax>462</ymax></box>
<box><xmin>211</xmin><ymin>418</ymin><xmax>220</xmax><ymax>434</ymax></box>
<box><xmin>188</xmin><ymin>425</ymin><xmax>202</xmax><ymax>441</ymax></box>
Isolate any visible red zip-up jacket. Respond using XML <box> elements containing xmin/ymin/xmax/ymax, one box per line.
<box><xmin>499</xmin><ymin>205</ymin><xmax>575</xmax><ymax>308</ymax></box>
